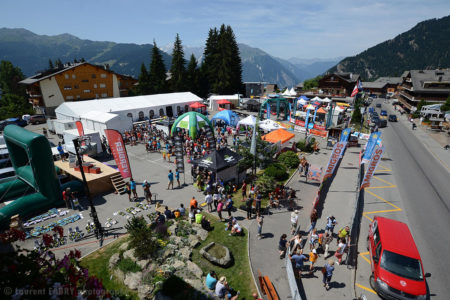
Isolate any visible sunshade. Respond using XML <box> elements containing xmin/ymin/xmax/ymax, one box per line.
<box><xmin>316</xmin><ymin>107</ymin><xmax>327</xmax><ymax>114</ymax></box>
<box><xmin>171</xmin><ymin>111</ymin><xmax>213</xmax><ymax>139</ymax></box>
<box><xmin>189</xmin><ymin>102</ymin><xmax>206</xmax><ymax>109</ymax></box>
<box><xmin>300</xmin><ymin>96</ymin><xmax>310</xmax><ymax>101</ymax></box>
<box><xmin>321</xmin><ymin>97</ymin><xmax>332</xmax><ymax>103</ymax></box>
<box><xmin>262</xmin><ymin>128</ymin><xmax>295</xmax><ymax>144</ymax></box>
<box><xmin>336</xmin><ymin>102</ymin><xmax>350</xmax><ymax>107</ymax></box>
<box><xmin>237</xmin><ymin>115</ymin><xmax>257</xmax><ymax>127</ymax></box>
<box><xmin>259</xmin><ymin>119</ymin><xmax>282</xmax><ymax>131</ymax></box>
<box><xmin>305</xmin><ymin>104</ymin><xmax>316</xmax><ymax>110</ymax></box>
<box><xmin>191</xmin><ymin>147</ymin><xmax>241</xmax><ymax>171</ymax></box>
<box><xmin>311</xmin><ymin>96</ymin><xmax>322</xmax><ymax>101</ymax></box>
<box><xmin>211</xmin><ymin>110</ymin><xmax>240</xmax><ymax>127</ymax></box>
<box><xmin>217</xmin><ymin>99</ymin><xmax>232</xmax><ymax>105</ymax></box>
<box><xmin>298</xmin><ymin>99</ymin><xmax>307</xmax><ymax>106</ymax></box>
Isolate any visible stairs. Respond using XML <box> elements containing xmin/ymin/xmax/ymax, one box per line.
<box><xmin>110</xmin><ymin>173</ymin><xmax>126</xmax><ymax>194</ymax></box>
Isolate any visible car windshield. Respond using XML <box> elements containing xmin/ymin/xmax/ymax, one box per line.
<box><xmin>380</xmin><ymin>250</ymin><xmax>423</xmax><ymax>281</ymax></box>
<box><xmin>381</xmin><ymin>111</ymin><xmax>387</xmax><ymax>116</ymax></box>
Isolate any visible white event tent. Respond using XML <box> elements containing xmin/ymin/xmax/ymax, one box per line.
<box><xmin>236</xmin><ymin>115</ymin><xmax>257</xmax><ymax>128</ymax></box>
<box><xmin>55</xmin><ymin>92</ymin><xmax>202</xmax><ymax>134</ymax></box>
<box><xmin>259</xmin><ymin>119</ymin><xmax>282</xmax><ymax>131</ymax></box>
<box><xmin>208</xmin><ymin>94</ymin><xmax>240</xmax><ymax>110</ymax></box>
<box><xmin>289</xmin><ymin>88</ymin><xmax>297</xmax><ymax>96</ymax></box>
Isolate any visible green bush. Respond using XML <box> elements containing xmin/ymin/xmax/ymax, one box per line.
<box><xmin>296</xmin><ymin>138</ymin><xmax>314</xmax><ymax>152</ymax></box>
<box><xmin>278</xmin><ymin>151</ymin><xmax>300</xmax><ymax>169</ymax></box>
<box><xmin>125</xmin><ymin>216</ymin><xmax>158</xmax><ymax>260</ymax></box>
<box><xmin>255</xmin><ymin>174</ymin><xmax>276</xmax><ymax>196</ymax></box>
<box><xmin>117</xmin><ymin>257</ymin><xmax>142</xmax><ymax>273</ymax></box>
<box><xmin>264</xmin><ymin>163</ymin><xmax>288</xmax><ymax>181</ymax></box>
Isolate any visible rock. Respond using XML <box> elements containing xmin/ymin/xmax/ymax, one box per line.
<box><xmin>168</xmin><ymin>224</ymin><xmax>177</xmax><ymax>236</ymax></box>
<box><xmin>199</xmin><ymin>242</ymin><xmax>232</xmax><ymax>267</ymax></box>
<box><xmin>136</xmin><ymin>259</ymin><xmax>151</xmax><ymax>269</ymax></box>
<box><xmin>185</xmin><ymin>278</ymin><xmax>204</xmax><ymax>291</ymax></box>
<box><xmin>196</xmin><ymin>227</ymin><xmax>209</xmax><ymax>241</ymax></box>
<box><xmin>113</xmin><ymin>268</ymin><xmax>125</xmax><ymax>282</ymax></box>
<box><xmin>179</xmin><ymin>247</ymin><xmax>192</xmax><ymax>259</ymax></box>
<box><xmin>109</xmin><ymin>253</ymin><xmax>120</xmax><ymax>269</ymax></box>
<box><xmin>171</xmin><ymin>259</ymin><xmax>185</xmax><ymax>269</ymax></box>
<box><xmin>169</xmin><ymin>235</ymin><xmax>183</xmax><ymax>246</ymax></box>
<box><xmin>124</xmin><ymin>272</ymin><xmax>142</xmax><ymax>290</ymax></box>
<box><xmin>123</xmin><ymin>249</ymin><xmax>137</xmax><ymax>262</ymax></box>
<box><xmin>186</xmin><ymin>260</ymin><xmax>203</xmax><ymax>279</ymax></box>
<box><xmin>119</xmin><ymin>241</ymin><xmax>130</xmax><ymax>251</ymax></box>
<box><xmin>159</xmin><ymin>247</ymin><xmax>174</xmax><ymax>259</ymax></box>
<box><xmin>188</xmin><ymin>235</ymin><xmax>200</xmax><ymax>248</ymax></box>
<box><xmin>137</xmin><ymin>284</ymin><xmax>153</xmax><ymax>300</ymax></box>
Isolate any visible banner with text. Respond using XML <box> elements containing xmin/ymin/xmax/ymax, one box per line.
<box><xmin>105</xmin><ymin>129</ymin><xmax>132</xmax><ymax>179</ymax></box>
<box><xmin>322</xmin><ymin>141</ymin><xmax>347</xmax><ymax>181</ymax></box>
<box><xmin>340</xmin><ymin>128</ymin><xmax>352</xmax><ymax>142</ymax></box>
<box><xmin>361</xmin><ymin>132</ymin><xmax>382</xmax><ymax>164</ymax></box>
<box><xmin>360</xmin><ymin>146</ymin><xmax>384</xmax><ymax>189</ymax></box>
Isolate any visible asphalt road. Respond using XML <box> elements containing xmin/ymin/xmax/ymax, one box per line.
<box><xmin>360</xmin><ymin>99</ymin><xmax>450</xmax><ymax>299</ymax></box>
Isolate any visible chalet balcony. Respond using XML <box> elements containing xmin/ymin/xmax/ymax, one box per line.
<box><xmin>400</xmin><ymin>91</ymin><xmax>415</xmax><ymax>101</ymax></box>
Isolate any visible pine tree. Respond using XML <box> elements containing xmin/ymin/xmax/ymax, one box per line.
<box><xmin>169</xmin><ymin>34</ymin><xmax>186</xmax><ymax>92</ymax></box>
<box><xmin>202</xmin><ymin>28</ymin><xmax>219</xmax><ymax>93</ymax></box>
<box><xmin>186</xmin><ymin>54</ymin><xmax>199</xmax><ymax>95</ymax></box>
<box><xmin>0</xmin><ymin>61</ymin><xmax>32</xmax><ymax>119</ymax></box>
<box><xmin>137</xmin><ymin>63</ymin><xmax>151</xmax><ymax>95</ymax></box>
<box><xmin>48</xmin><ymin>59</ymin><xmax>54</xmax><ymax>69</ymax></box>
<box><xmin>226</xmin><ymin>25</ymin><xmax>243</xmax><ymax>94</ymax></box>
<box><xmin>148</xmin><ymin>41</ymin><xmax>168</xmax><ymax>94</ymax></box>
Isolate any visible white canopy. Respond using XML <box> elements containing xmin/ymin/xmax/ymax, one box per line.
<box><xmin>259</xmin><ymin>119</ymin><xmax>282</xmax><ymax>131</ymax></box>
<box><xmin>236</xmin><ymin>115</ymin><xmax>257</xmax><ymax>127</ymax></box>
<box><xmin>311</xmin><ymin>96</ymin><xmax>322</xmax><ymax>102</ymax></box>
<box><xmin>334</xmin><ymin>106</ymin><xmax>345</xmax><ymax>113</ymax></box>
<box><xmin>321</xmin><ymin>97</ymin><xmax>332</xmax><ymax>103</ymax></box>
<box><xmin>289</xmin><ymin>88</ymin><xmax>297</xmax><ymax>96</ymax></box>
<box><xmin>298</xmin><ymin>98</ymin><xmax>308</xmax><ymax>106</ymax></box>
<box><xmin>282</xmin><ymin>88</ymin><xmax>291</xmax><ymax>96</ymax></box>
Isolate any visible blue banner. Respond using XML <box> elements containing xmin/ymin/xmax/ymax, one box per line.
<box><xmin>340</xmin><ymin>128</ymin><xmax>352</xmax><ymax>142</ymax></box>
<box><xmin>361</xmin><ymin>132</ymin><xmax>382</xmax><ymax>164</ymax></box>
<box><xmin>305</xmin><ymin>109</ymin><xmax>310</xmax><ymax>130</ymax></box>
<box><xmin>288</xmin><ymin>102</ymin><xmax>292</xmax><ymax>121</ymax></box>
<box><xmin>313</xmin><ymin>107</ymin><xmax>318</xmax><ymax>124</ymax></box>
<box><xmin>267</xmin><ymin>103</ymin><xmax>270</xmax><ymax>119</ymax></box>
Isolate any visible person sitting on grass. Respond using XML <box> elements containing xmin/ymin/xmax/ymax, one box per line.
<box><xmin>201</xmin><ymin>216</ymin><xmax>212</xmax><ymax>231</ymax></box>
<box><xmin>215</xmin><ymin>276</ymin><xmax>240</xmax><ymax>300</ymax></box>
<box><xmin>164</xmin><ymin>206</ymin><xmax>173</xmax><ymax>219</ymax></box>
<box><xmin>189</xmin><ymin>205</ymin><xmax>196</xmax><ymax>223</ymax></box>
<box><xmin>205</xmin><ymin>270</ymin><xmax>218</xmax><ymax>290</ymax></box>
<box><xmin>178</xmin><ymin>203</ymin><xmax>185</xmax><ymax>216</ymax></box>
<box><xmin>230</xmin><ymin>219</ymin><xmax>242</xmax><ymax>236</ymax></box>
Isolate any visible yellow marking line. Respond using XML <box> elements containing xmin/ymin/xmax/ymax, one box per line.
<box><xmin>359</xmin><ymin>251</ymin><xmax>371</xmax><ymax>264</ymax></box>
<box><xmin>377</xmin><ymin>165</ymin><xmax>392</xmax><ymax>172</ymax></box>
<box><xmin>356</xmin><ymin>283</ymin><xmax>377</xmax><ymax>295</ymax></box>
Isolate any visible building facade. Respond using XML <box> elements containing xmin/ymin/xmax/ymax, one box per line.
<box><xmin>318</xmin><ymin>73</ymin><xmax>360</xmax><ymax>97</ymax></box>
<box><xmin>20</xmin><ymin>63</ymin><xmax>137</xmax><ymax>116</ymax></box>
<box><xmin>362</xmin><ymin>77</ymin><xmax>401</xmax><ymax>96</ymax></box>
<box><xmin>398</xmin><ymin>69</ymin><xmax>450</xmax><ymax>112</ymax></box>
<box><xmin>243</xmin><ymin>82</ymin><xmax>265</xmax><ymax>98</ymax></box>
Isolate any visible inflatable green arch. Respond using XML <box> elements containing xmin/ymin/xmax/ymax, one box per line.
<box><xmin>170</xmin><ymin>111</ymin><xmax>214</xmax><ymax>139</ymax></box>
<box><xmin>0</xmin><ymin>125</ymin><xmax>83</xmax><ymax>229</ymax></box>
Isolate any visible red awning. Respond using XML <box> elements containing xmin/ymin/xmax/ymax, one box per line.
<box><xmin>190</xmin><ymin>102</ymin><xmax>206</xmax><ymax>109</ymax></box>
<box><xmin>217</xmin><ymin>99</ymin><xmax>232</xmax><ymax>105</ymax></box>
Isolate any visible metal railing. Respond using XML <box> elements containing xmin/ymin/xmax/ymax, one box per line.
<box><xmin>285</xmin><ymin>246</ymin><xmax>303</xmax><ymax>300</ymax></box>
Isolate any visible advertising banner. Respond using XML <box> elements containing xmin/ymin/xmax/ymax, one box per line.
<box><xmin>313</xmin><ymin>124</ymin><xmax>326</xmax><ymax>131</ymax></box>
<box><xmin>105</xmin><ymin>129</ymin><xmax>132</xmax><ymax>179</ymax></box>
<box><xmin>340</xmin><ymin>128</ymin><xmax>352</xmax><ymax>142</ymax></box>
<box><xmin>309</xmin><ymin>128</ymin><xmax>328</xmax><ymax>138</ymax></box>
<box><xmin>361</xmin><ymin>132</ymin><xmax>382</xmax><ymax>164</ymax></box>
<box><xmin>75</xmin><ymin>121</ymin><xmax>84</xmax><ymax>137</ymax></box>
<box><xmin>305</xmin><ymin>109</ymin><xmax>310</xmax><ymax>130</ymax></box>
<box><xmin>295</xmin><ymin>120</ymin><xmax>305</xmax><ymax>127</ymax></box>
<box><xmin>360</xmin><ymin>146</ymin><xmax>384</xmax><ymax>189</ymax></box>
<box><xmin>322</xmin><ymin>141</ymin><xmax>347</xmax><ymax>181</ymax></box>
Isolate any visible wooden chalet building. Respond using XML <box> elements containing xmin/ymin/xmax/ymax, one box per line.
<box><xmin>318</xmin><ymin>73</ymin><xmax>360</xmax><ymax>97</ymax></box>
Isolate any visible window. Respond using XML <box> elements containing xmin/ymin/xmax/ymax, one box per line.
<box><xmin>83</xmin><ymin>89</ymin><xmax>91</xmax><ymax>93</ymax></box>
<box><xmin>184</xmin><ymin>105</ymin><xmax>189</xmax><ymax>112</ymax></box>
<box><xmin>82</xmin><ymin>79</ymin><xmax>89</xmax><ymax>83</ymax></box>
<box><xmin>138</xmin><ymin>111</ymin><xmax>144</xmax><ymax>120</ymax></box>
<box><xmin>72</xmin><ymin>74</ymin><xmax>76</xmax><ymax>79</ymax></box>
<box><xmin>93</xmin><ymin>84</ymin><xmax>97</xmax><ymax>88</ymax></box>
<box><xmin>380</xmin><ymin>250</ymin><xmax>423</xmax><ymax>281</ymax></box>
<box><xmin>99</xmin><ymin>83</ymin><xmax>106</xmax><ymax>88</ymax></box>
<box><xmin>76</xmin><ymin>95</ymin><xmax>80</xmax><ymax>99</ymax></box>
<box><xmin>66</xmin><ymin>95</ymin><xmax>74</xmax><ymax>100</ymax></box>
<box><xmin>101</xmin><ymin>73</ymin><xmax>107</xmax><ymax>78</ymax></box>
<box><xmin>95</xmin><ymin>94</ymin><xmax>99</xmax><ymax>98</ymax></box>
<box><xmin>65</xmin><ymin>74</ymin><xmax>69</xmax><ymax>79</ymax></box>
<box><xmin>149</xmin><ymin>110</ymin><xmax>155</xmax><ymax>119</ymax></box>
<box><xmin>74</xmin><ymin>85</ymin><xmax>79</xmax><ymax>89</ymax></box>
<box><xmin>92</xmin><ymin>74</ymin><xmax>96</xmax><ymax>78</ymax></box>
<box><xmin>101</xmin><ymin>93</ymin><xmax>108</xmax><ymax>98</ymax></box>
<box><xmin>63</xmin><ymin>85</ymin><xmax>72</xmax><ymax>90</ymax></box>
<box><xmin>159</xmin><ymin>108</ymin><xmax>165</xmax><ymax>116</ymax></box>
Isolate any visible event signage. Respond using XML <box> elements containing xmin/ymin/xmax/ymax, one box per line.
<box><xmin>313</xmin><ymin>124</ymin><xmax>326</xmax><ymax>131</ymax></box>
<box><xmin>75</xmin><ymin>121</ymin><xmax>84</xmax><ymax>137</ymax></box>
<box><xmin>309</xmin><ymin>128</ymin><xmax>328</xmax><ymax>138</ymax></box>
<box><xmin>361</xmin><ymin>132</ymin><xmax>382</xmax><ymax>164</ymax></box>
<box><xmin>360</xmin><ymin>146</ymin><xmax>384</xmax><ymax>189</ymax></box>
<box><xmin>340</xmin><ymin>128</ymin><xmax>352</xmax><ymax>142</ymax></box>
<box><xmin>105</xmin><ymin>129</ymin><xmax>132</xmax><ymax>179</ymax></box>
<box><xmin>322</xmin><ymin>141</ymin><xmax>347</xmax><ymax>180</ymax></box>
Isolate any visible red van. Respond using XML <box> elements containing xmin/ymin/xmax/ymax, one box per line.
<box><xmin>368</xmin><ymin>216</ymin><xmax>429</xmax><ymax>300</ymax></box>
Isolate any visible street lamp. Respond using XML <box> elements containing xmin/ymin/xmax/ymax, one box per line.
<box><xmin>72</xmin><ymin>138</ymin><xmax>103</xmax><ymax>242</ymax></box>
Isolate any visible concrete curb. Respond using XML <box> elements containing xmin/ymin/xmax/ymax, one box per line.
<box><xmin>246</xmin><ymin>222</ymin><xmax>263</xmax><ymax>298</ymax></box>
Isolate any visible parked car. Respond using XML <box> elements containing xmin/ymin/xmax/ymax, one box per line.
<box><xmin>376</xmin><ymin>103</ymin><xmax>382</xmax><ymax>108</ymax></box>
<box><xmin>30</xmin><ymin>115</ymin><xmax>46</xmax><ymax>125</ymax></box>
<box><xmin>380</xmin><ymin>110</ymin><xmax>387</xmax><ymax>116</ymax></box>
<box><xmin>378</xmin><ymin>119</ymin><xmax>387</xmax><ymax>128</ymax></box>
<box><xmin>0</xmin><ymin>118</ymin><xmax>27</xmax><ymax>130</ymax></box>
<box><xmin>388</xmin><ymin>115</ymin><xmax>398</xmax><ymax>122</ymax></box>
<box><xmin>22</xmin><ymin>114</ymin><xmax>31</xmax><ymax>124</ymax></box>
<box><xmin>368</xmin><ymin>216</ymin><xmax>429</xmax><ymax>300</ymax></box>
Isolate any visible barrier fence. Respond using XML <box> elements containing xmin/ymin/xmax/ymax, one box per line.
<box><xmin>285</xmin><ymin>246</ymin><xmax>303</xmax><ymax>300</ymax></box>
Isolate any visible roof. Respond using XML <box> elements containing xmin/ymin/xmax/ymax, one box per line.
<box><xmin>55</xmin><ymin>92</ymin><xmax>202</xmax><ymax>118</ymax></box>
<box><xmin>363</xmin><ymin>77</ymin><xmax>402</xmax><ymax>89</ymax></box>
<box><xmin>80</xmin><ymin>111</ymin><xmax>119</xmax><ymax>123</ymax></box>
<box><xmin>192</xmin><ymin>147</ymin><xmax>241</xmax><ymax>171</ymax></box>
<box><xmin>375</xmin><ymin>216</ymin><xmax>420</xmax><ymax>258</ymax></box>
<box><xmin>262</xmin><ymin>128</ymin><xmax>295</xmax><ymax>144</ymax></box>
<box><xmin>408</xmin><ymin>69</ymin><xmax>450</xmax><ymax>93</ymax></box>
<box><xmin>19</xmin><ymin>62</ymin><xmax>135</xmax><ymax>85</ymax></box>
<box><xmin>208</xmin><ymin>94</ymin><xmax>240</xmax><ymax>101</ymax></box>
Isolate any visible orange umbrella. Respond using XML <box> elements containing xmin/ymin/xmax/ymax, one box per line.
<box><xmin>316</xmin><ymin>107</ymin><xmax>327</xmax><ymax>114</ymax></box>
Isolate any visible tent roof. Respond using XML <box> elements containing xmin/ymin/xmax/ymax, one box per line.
<box><xmin>289</xmin><ymin>88</ymin><xmax>296</xmax><ymax>96</ymax></box>
<box><xmin>237</xmin><ymin>115</ymin><xmax>257</xmax><ymax>127</ymax></box>
<box><xmin>244</xmin><ymin>99</ymin><xmax>261</xmax><ymax>106</ymax></box>
<box><xmin>300</xmin><ymin>95</ymin><xmax>310</xmax><ymax>101</ymax></box>
<box><xmin>282</xmin><ymin>88</ymin><xmax>290</xmax><ymax>96</ymax></box>
<box><xmin>208</xmin><ymin>94</ymin><xmax>240</xmax><ymax>101</ymax></box>
<box><xmin>321</xmin><ymin>97</ymin><xmax>332</xmax><ymax>102</ymax></box>
<box><xmin>190</xmin><ymin>101</ymin><xmax>206</xmax><ymax>108</ymax></box>
<box><xmin>305</xmin><ymin>104</ymin><xmax>315</xmax><ymax>110</ymax></box>
<box><xmin>80</xmin><ymin>111</ymin><xmax>119</xmax><ymax>123</ymax></box>
<box><xmin>192</xmin><ymin>147</ymin><xmax>241</xmax><ymax>171</ymax></box>
<box><xmin>259</xmin><ymin>119</ymin><xmax>282</xmax><ymax>131</ymax></box>
<box><xmin>316</xmin><ymin>107</ymin><xmax>327</xmax><ymax>114</ymax></box>
<box><xmin>55</xmin><ymin>92</ymin><xmax>201</xmax><ymax>118</ymax></box>
<box><xmin>211</xmin><ymin>110</ymin><xmax>240</xmax><ymax>126</ymax></box>
<box><xmin>262</xmin><ymin>128</ymin><xmax>295</xmax><ymax>144</ymax></box>
<box><xmin>216</xmin><ymin>99</ymin><xmax>232</xmax><ymax>105</ymax></box>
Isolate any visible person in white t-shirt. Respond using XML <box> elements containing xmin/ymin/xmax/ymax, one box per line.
<box><xmin>334</xmin><ymin>238</ymin><xmax>347</xmax><ymax>265</ymax></box>
<box><xmin>205</xmin><ymin>193</ymin><xmax>213</xmax><ymax>212</ymax></box>
<box><xmin>291</xmin><ymin>210</ymin><xmax>299</xmax><ymax>235</ymax></box>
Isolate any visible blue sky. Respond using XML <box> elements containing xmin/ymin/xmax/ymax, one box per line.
<box><xmin>2</xmin><ymin>0</ymin><xmax>449</xmax><ymax>59</ymax></box>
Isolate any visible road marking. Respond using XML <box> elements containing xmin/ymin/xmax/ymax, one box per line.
<box><xmin>356</xmin><ymin>283</ymin><xmax>377</xmax><ymax>295</ymax></box>
<box><xmin>427</xmin><ymin>147</ymin><xmax>450</xmax><ymax>172</ymax></box>
<box><xmin>359</xmin><ymin>251</ymin><xmax>371</xmax><ymax>264</ymax></box>
<box><xmin>377</xmin><ymin>165</ymin><xmax>392</xmax><ymax>172</ymax></box>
